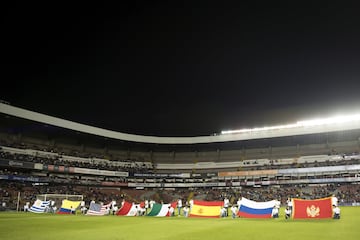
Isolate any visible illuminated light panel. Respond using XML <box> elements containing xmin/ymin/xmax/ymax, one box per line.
<box><xmin>221</xmin><ymin>114</ymin><xmax>360</xmax><ymax>135</ymax></box>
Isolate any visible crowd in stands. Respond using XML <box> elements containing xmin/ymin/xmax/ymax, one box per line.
<box><xmin>0</xmin><ymin>139</ymin><xmax>110</xmax><ymax>160</ymax></box>
<box><xmin>1</xmin><ymin>145</ymin><xmax>360</xmax><ymax>177</ymax></box>
<box><xmin>239</xmin><ymin>153</ymin><xmax>360</xmax><ymax>171</ymax></box>
<box><xmin>1</xmin><ymin>180</ymin><xmax>359</xmax><ymax>211</ymax></box>
<box><xmin>0</xmin><ymin>148</ymin><xmax>152</xmax><ymax>174</ymax></box>
<box><xmin>2</xmin><ymin>137</ymin><xmax>360</xmax><ymax>172</ymax></box>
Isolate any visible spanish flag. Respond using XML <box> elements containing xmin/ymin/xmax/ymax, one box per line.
<box><xmin>292</xmin><ymin>197</ymin><xmax>333</xmax><ymax>219</ymax></box>
<box><xmin>189</xmin><ymin>200</ymin><xmax>223</xmax><ymax>218</ymax></box>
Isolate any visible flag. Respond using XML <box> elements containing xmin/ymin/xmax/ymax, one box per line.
<box><xmin>146</xmin><ymin>203</ymin><xmax>172</xmax><ymax>217</ymax></box>
<box><xmin>166</xmin><ymin>202</ymin><xmax>178</xmax><ymax>216</ymax></box>
<box><xmin>86</xmin><ymin>202</ymin><xmax>111</xmax><ymax>216</ymax></box>
<box><xmin>116</xmin><ymin>201</ymin><xmax>140</xmax><ymax>216</ymax></box>
<box><xmin>292</xmin><ymin>197</ymin><xmax>333</xmax><ymax>219</ymax></box>
<box><xmin>189</xmin><ymin>200</ymin><xmax>223</xmax><ymax>218</ymax></box>
<box><xmin>238</xmin><ymin>197</ymin><xmax>276</xmax><ymax>218</ymax></box>
<box><xmin>58</xmin><ymin>199</ymin><xmax>81</xmax><ymax>214</ymax></box>
<box><xmin>29</xmin><ymin>199</ymin><xmax>50</xmax><ymax>213</ymax></box>
<box><xmin>116</xmin><ymin>201</ymin><xmax>133</xmax><ymax>216</ymax></box>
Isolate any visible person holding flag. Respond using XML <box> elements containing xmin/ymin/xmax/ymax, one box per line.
<box><xmin>271</xmin><ymin>206</ymin><xmax>279</xmax><ymax>218</ymax></box>
<box><xmin>286</xmin><ymin>198</ymin><xmax>293</xmax><ymax>213</ymax></box>
<box><xmin>285</xmin><ymin>207</ymin><xmax>291</xmax><ymax>219</ymax></box>
<box><xmin>223</xmin><ymin>197</ymin><xmax>230</xmax><ymax>217</ymax></box>
<box><xmin>333</xmin><ymin>205</ymin><xmax>340</xmax><ymax>219</ymax></box>
<box><xmin>168</xmin><ymin>205</ymin><xmax>175</xmax><ymax>217</ymax></box>
<box><xmin>23</xmin><ymin>202</ymin><xmax>29</xmax><ymax>212</ymax></box>
<box><xmin>231</xmin><ymin>205</ymin><xmax>238</xmax><ymax>219</ymax></box>
<box><xmin>189</xmin><ymin>198</ymin><xmax>194</xmax><ymax>212</ymax></box>
<box><xmin>177</xmin><ymin>198</ymin><xmax>182</xmax><ymax>216</ymax></box>
<box><xmin>183</xmin><ymin>205</ymin><xmax>190</xmax><ymax>217</ymax></box>
<box><xmin>144</xmin><ymin>199</ymin><xmax>149</xmax><ymax>214</ymax></box>
<box><xmin>332</xmin><ymin>194</ymin><xmax>338</xmax><ymax>207</ymax></box>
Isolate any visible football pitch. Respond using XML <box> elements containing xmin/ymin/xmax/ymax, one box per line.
<box><xmin>0</xmin><ymin>207</ymin><xmax>359</xmax><ymax>240</ymax></box>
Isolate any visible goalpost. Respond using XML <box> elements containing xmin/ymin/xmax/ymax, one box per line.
<box><xmin>36</xmin><ymin>194</ymin><xmax>83</xmax><ymax>201</ymax></box>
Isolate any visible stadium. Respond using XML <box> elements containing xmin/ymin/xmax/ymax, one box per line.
<box><xmin>0</xmin><ymin>102</ymin><xmax>359</xmax><ymax>240</ymax></box>
<box><xmin>2</xmin><ymin>2</ymin><xmax>360</xmax><ymax>239</ymax></box>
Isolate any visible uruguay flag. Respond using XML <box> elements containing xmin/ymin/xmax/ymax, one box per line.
<box><xmin>29</xmin><ymin>199</ymin><xmax>51</xmax><ymax>213</ymax></box>
<box><xmin>238</xmin><ymin>197</ymin><xmax>276</xmax><ymax>218</ymax></box>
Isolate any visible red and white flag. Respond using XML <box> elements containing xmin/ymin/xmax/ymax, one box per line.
<box><xmin>292</xmin><ymin>197</ymin><xmax>333</xmax><ymax>219</ymax></box>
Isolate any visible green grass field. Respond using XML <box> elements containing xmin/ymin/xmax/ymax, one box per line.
<box><xmin>0</xmin><ymin>207</ymin><xmax>359</xmax><ymax>240</ymax></box>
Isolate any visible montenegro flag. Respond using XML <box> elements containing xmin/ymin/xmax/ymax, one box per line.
<box><xmin>189</xmin><ymin>200</ymin><xmax>223</xmax><ymax>218</ymax></box>
<box><xmin>292</xmin><ymin>197</ymin><xmax>333</xmax><ymax>219</ymax></box>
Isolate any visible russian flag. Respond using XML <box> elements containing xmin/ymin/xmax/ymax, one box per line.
<box><xmin>238</xmin><ymin>197</ymin><xmax>276</xmax><ymax>218</ymax></box>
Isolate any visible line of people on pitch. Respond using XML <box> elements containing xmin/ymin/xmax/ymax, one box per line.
<box><xmin>167</xmin><ymin>198</ymin><xmax>192</xmax><ymax>217</ymax></box>
<box><xmin>220</xmin><ymin>205</ymin><xmax>239</xmax><ymax>218</ymax></box>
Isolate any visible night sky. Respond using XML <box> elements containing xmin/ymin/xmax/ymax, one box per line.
<box><xmin>2</xmin><ymin>2</ymin><xmax>360</xmax><ymax>137</ymax></box>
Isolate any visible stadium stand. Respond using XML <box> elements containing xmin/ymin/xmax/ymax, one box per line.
<box><xmin>0</xmin><ymin>104</ymin><xmax>360</xmax><ymax>211</ymax></box>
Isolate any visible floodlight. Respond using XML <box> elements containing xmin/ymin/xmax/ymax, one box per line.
<box><xmin>221</xmin><ymin>113</ymin><xmax>360</xmax><ymax>135</ymax></box>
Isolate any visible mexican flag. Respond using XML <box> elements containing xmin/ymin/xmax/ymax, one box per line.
<box><xmin>147</xmin><ymin>202</ymin><xmax>177</xmax><ymax>217</ymax></box>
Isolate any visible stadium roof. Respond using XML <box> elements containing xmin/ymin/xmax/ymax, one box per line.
<box><xmin>1</xmin><ymin>103</ymin><xmax>360</xmax><ymax>147</ymax></box>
